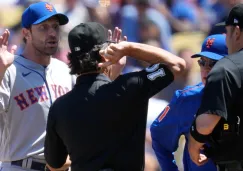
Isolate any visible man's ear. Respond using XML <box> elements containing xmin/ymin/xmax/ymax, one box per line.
<box><xmin>22</xmin><ymin>28</ymin><xmax>31</xmax><ymax>41</ymax></box>
<box><xmin>235</xmin><ymin>25</ymin><xmax>241</xmax><ymax>41</ymax></box>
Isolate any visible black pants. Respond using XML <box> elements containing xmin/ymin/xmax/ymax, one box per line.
<box><xmin>217</xmin><ymin>161</ymin><xmax>243</xmax><ymax>171</ymax></box>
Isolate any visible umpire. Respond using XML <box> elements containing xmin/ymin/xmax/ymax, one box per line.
<box><xmin>44</xmin><ymin>22</ymin><xmax>185</xmax><ymax>171</ymax></box>
<box><xmin>188</xmin><ymin>3</ymin><xmax>243</xmax><ymax>171</ymax></box>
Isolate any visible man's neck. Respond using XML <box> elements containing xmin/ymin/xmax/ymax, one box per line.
<box><xmin>22</xmin><ymin>47</ymin><xmax>51</xmax><ymax>66</ymax></box>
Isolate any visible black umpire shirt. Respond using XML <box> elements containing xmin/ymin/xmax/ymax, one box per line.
<box><xmin>197</xmin><ymin>50</ymin><xmax>243</xmax><ymax>162</ymax></box>
<box><xmin>44</xmin><ymin>63</ymin><xmax>174</xmax><ymax>171</ymax></box>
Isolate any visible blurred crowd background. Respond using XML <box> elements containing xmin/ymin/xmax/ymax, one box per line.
<box><xmin>0</xmin><ymin>0</ymin><xmax>242</xmax><ymax>170</ymax></box>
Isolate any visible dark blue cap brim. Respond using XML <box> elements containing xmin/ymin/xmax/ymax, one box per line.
<box><xmin>32</xmin><ymin>13</ymin><xmax>69</xmax><ymax>26</ymax></box>
<box><xmin>191</xmin><ymin>51</ymin><xmax>225</xmax><ymax>60</ymax></box>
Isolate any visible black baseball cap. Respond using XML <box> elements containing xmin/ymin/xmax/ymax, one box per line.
<box><xmin>68</xmin><ymin>22</ymin><xmax>108</xmax><ymax>55</ymax></box>
<box><xmin>216</xmin><ymin>3</ymin><xmax>243</xmax><ymax>28</ymax></box>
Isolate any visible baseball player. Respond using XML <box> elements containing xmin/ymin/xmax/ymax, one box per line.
<box><xmin>0</xmin><ymin>2</ymin><xmax>74</xmax><ymax>171</ymax></box>
<box><xmin>150</xmin><ymin>34</ymin><xmax>228</xmax><ymax>171</ymax></box>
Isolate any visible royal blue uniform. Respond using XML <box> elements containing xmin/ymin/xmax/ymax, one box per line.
<box><xmin>150</xmin><ymin>82</ymin><xmax>217</xmax><ymax>171</ymax></box>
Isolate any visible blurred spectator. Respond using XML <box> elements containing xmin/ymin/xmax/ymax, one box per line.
<box><xmin>53</xmin><ymin>0</ymin><xmax>90</xmax><ymax>63</ymax></box>
<box><xmin>145</xmin><ymin>96</ymin><xmax>167</xmax><ymax>171</ymax></box>
<box><xmin>55</xmin><ymin>0</ymin><xmax>90</xmax><ymax>35</ymax></box>
<box><xmin>159</xmin><ymin>48</ymin><xmax>200</xmax><ymax>102</ymax></box>
<box><xmin>16</xmin><ymin>0</ymin><xmax>41</xmax><ymax>7</ymax></box>
<box><xmin>8</xmin><ymin>23</ymin><xmax>23</xmax><ymax>55</ymax></box>
<box><xmin>120</xmin><ymin>0</ymin><xmax>173</xmax><ymax>51</ymax></box>
<box><xmin>145</xmin><ymin>153</ymin><xmax>161</xmax><ymax>171</ymax></box>
<box><xmin>208</xmin><ymin>0</ymin><xmax>243</xmax><ymax>35</ymax></box>
<box><xmin>83</xmin><ymin>0</ymin><xmax>113</xmax><ymax>28</ymax></box>
<box><xmin>139</xmin><ymin>19</ymin><xmax>161</xmax><ymax>43</ymax></box>
<box><xmin>0</xmin><ymin>0</ymin><xmax>18</xmax><ymax>5</ymax></box>
<box><xmin>154</xmin><ymin>0</ymin><xmax>211</xmax><ymax>33</ymax></box>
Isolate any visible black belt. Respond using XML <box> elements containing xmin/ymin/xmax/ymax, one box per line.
<box><xmin>11</xmin><ymin>159</ymin><xmax>49</xmax><ymax>171</ymax></box>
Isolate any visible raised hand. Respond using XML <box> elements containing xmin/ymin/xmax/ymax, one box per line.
<box><xmin>99</xmin><ymin>27</ymin><xmax>127</xmax><ymax>69</ymax></box>
<box><xmin>108</xmin><ymin>27</ymin><xmax>127</xmax><ymax>64</ymax></box>
<box><xmin>0</xmin><ymin>29</ymin><xmax>17</xmax><ymax>70</ymax></box>
<box><xmin>100</xmin><ymin>27</ymin><xmax>128</xmax><ymax>80</ymax></box>
<box><xmin>99</xmin><ymin>41</ymin><xmax>128</xmax><ymax>68</ymax></box>
<box><xmin>108</xmin><ymin>27</ymin><xmax>127</xmax><ymax>43</ymax></box>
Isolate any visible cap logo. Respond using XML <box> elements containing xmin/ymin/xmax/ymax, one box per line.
<box><xmin>45</xmin><ymin>3</ymin><xmax>53</xmax><ymax>12</ymax></box>
<box><xmin>206</xmin><ymin>38</ymin><xmax>215</xmax><ymax>48</ymax></box>
<box><xmin>234</xmin><ymin>18</ymin><xmax>239</xmax><ymax>24</ymax></box>
<box><xmin>75</xmin><ymin>47</ymin><xmax>81</xmax><ymax>51</ymax></box>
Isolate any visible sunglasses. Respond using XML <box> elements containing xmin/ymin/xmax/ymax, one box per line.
<box><xmin>197</xmin><ymin>59</ymin><xmax>217</xmax><ymax>68</ymax></box>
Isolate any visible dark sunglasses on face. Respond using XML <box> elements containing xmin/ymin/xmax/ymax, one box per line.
<box><xmin>197</xmin><ymin>59</ymin><xmax>217</xmax><ymax>68</ymax></box>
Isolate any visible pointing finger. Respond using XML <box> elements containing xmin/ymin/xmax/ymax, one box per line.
<box><xmin>2</xmin><ymin>31</ymin><xmax>7</xmax><ymax>46</ymax></box>
<box><xmin>112</xmin><ymin>27</ymin><xmax>119</xmax><ymax>42</ymax></box>
<box><xmin>114</xmin><ymin>28</ymin><xmax>121</xmax><ymax>42</ymax></box>
<box><xmin>108</xmin><ymin>30</ymin><xmax>112</xmax><ymax>41</ymax></box>
<box><xmin>116</xmin><ymin>29</ymin><xmax>122</xmax><ymax>43</ymax></box>
<box><xmin>3</xmin><ymin>29</ymin><xmax>9</xmax><ymax>46</ymax></box>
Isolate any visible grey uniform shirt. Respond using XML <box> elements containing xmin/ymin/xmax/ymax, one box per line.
<box><xmin>0</xmin><ymin>55</ymin><xmax>75</xmax><ymax>161</ymax></box>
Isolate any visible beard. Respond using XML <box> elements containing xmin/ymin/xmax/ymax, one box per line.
<box><xmin>31</xmin><ymin>36</ymin><xmax>59</xmax><ymax>56</ymax></box>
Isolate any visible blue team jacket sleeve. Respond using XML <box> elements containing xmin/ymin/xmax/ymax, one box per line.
<box><xmin>152</xmin><ymin>138</ymin><xmax>179</xmax><ymax>171</ymax></box>
<box><xmin>151</xmin><ymin>83</ymin><xmax>218</xmax><ymax>171</ymax></box>
<box><xmin>150</xmin><ymin>90</ymin><xmax>182</xmax><ymax>171</ymax></box>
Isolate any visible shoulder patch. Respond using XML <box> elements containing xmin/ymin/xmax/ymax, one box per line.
<box><xmin>146</xmin><ymin>64</ymin><xmax>166</xmax><ymax>81</ymax></box>
<box><xmin>146</xmin><ymin>64</ymin><xmax>160</xmax><ymax>72</ymax></box>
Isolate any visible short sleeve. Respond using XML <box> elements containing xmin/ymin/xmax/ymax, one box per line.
<box><xmin>113</xmin><ymin>63</ymin><xmax>174</xmax><ymax>99</ymax></box>
<box><xmin>142</xmin><ymin>63</ymin><xmax>174</xmax><ymax>98</ymax></box>
<box><xmin>0</xmin><ymin>70</ymin><xmax>11</xmax><ymax>114</ymax></box>
<box><xmin>197</xmin><ymin>59</ymin><xmax>241</xmax><ymax>120</ymax></box>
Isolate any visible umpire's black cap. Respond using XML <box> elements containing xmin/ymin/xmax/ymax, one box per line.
<box><xmin>216</xmin><ymin>3</ymin><xmax>243</xmax><ymax>28</ymax></box>
<box><xmin>68</xmin><ymin>22</ymin><xmax>108</xmax><ymax>55</ymax></box>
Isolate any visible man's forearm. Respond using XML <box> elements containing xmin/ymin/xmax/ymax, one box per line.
<box><xmin>196</xmin><ymin>114</ymin><xmax>221</xmax><ymax>135</ymax></box>
<box><xmin>125</xmin><ymin>42</ymin><xmax>186</xmax><ymax>75</ymax></box>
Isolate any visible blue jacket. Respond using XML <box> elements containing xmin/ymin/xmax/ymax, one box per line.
<box><xmin>150</xmin><ymin>82</ymin><xmax>217</xmax><ymax>171</ymax></box>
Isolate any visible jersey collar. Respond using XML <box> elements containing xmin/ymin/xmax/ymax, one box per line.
<box><xmin>76</xmin><ymin>73</ymin><xmax>111</xmax><ymax>85</ymax></box>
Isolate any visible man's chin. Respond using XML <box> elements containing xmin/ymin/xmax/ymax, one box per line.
<box><xmin>45</xmin><ymin>48</ymin><xmax>58</xmax><ymax>56</ymax></box>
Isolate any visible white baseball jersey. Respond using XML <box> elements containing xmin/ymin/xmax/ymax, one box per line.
<box><xmin>0</xmin><ymin>55</ymin><xmax>75</xmax><ymax>162</ymax></box>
